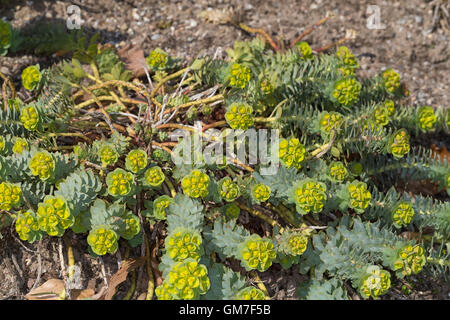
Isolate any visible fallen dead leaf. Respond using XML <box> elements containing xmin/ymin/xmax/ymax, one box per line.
<box><xmin>118</xmin><ymin>44</ymin><xmax>147</xmax><ymax>78</ymax></box>
<box><xmin>25</xmin><ymin>279</ymin><xmax>65</xmax><ymax>300</ymax></box>
<box><xmin>71</xmin><ymin>288</ymin><xmax>96</xmax><ymax>300</ymax></box>
<box><xmin>103</xmin><ymin>257</ymin><xmax>145</xmax><ymax>300</ymax></box>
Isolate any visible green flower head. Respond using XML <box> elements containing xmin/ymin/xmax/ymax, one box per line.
<box><xmin>29</xmin><ymin>151</ymin><xmax>55</xmax><ymax>181</ymax></box>
<box><xmin>373</xmin><ymin>105</ymin><xmax>390</xmax><ymax>127</ymax></box>
<box><xmin>388</xmin><ymin>129</ymin><xmax>410</xmax><ymax>159</ymax></box>
<box><xmin>286</xmin><ymin>233</ymin><xmax>308</xmax><ymax>256</ymax></box>
<box><xmin>238</xmin><ymin>234</ymin><xmax>276</xmax><ymax>272</ymax></box>
<box><xmin>144</xmin><ymin>166</ymin><xmax>165</xmax><ymax>187</ymax></box>
<box><xmin>392</xmin><ymin>201</ymin><xmax>415</xmax><ymax>228</ymax></box>
<box><xmin>36</xmin><ymin>196</ymin><xmax>73</xmax><ymax>237</ymax></box>
<box><xmin>125</xmin><ymin>149</ymin><xmax>148</xmax><ymax>173</ymax></box>
<box><xmin>234</xmin><ymin>287</ymin><xmax>266</xmax><ymax>300</ymax></box>
<box><xmin>15</xmin><ymin>211</ymin><xmax>41</xmax><ymax>242</ymax></box>
<box><xmin>12</xmin><ymin>137</ymin><xmax>28</xmax><ymax>154</ymax></box>
<box><xmin>251</xmin><ymin>183</ymin><xmax>271</xmax><ymax>202</ymax></box>
<box><xmin>106</xmin><ymin>168</ymin><xmax>135</xmax><ymax>197</ymax></box>
<box><xmin>319</xmin><ymin>111</ymin><xmax>344</xmax><ymax>133</ymax></box>
<box><xmin>384</xmin><ymin>100</ymin><xmax>395</xmax><ymax>116</ymax></box>
<box><xmin>225</xmin><ymin>102</ymin><xmax>254</xmax><ymax>130</ymax></box>
<box><xmin>260</xmin><ymin>78</ymin><xmax>274</xmax><ymax>95</ymax></box>
<box><xmin>297</xmin><ymin>41</ymin><xmax>312</xmax><ymax>60</ymax></box>
<box><xmin>218</xmin><ymin>177</ymin><xmax>240</xmax><ymax>202</ymax></box>
<box><xmin>223</xmin><ymin>203</ymin><xmax>240</xmax><ymax>220</ymax></box>
<box><xmin>382</xmin><ymin>68</ymin><xmax>401</xmax><ymax>94</ymax></box>
<box><xmin>157</xmin><ymin>259</ymin><xmax>210</xmax><ymax>300</ymax></box>
<box><xmin>329</xmin><ymin>161</ymin><xmax>348</xmax><ymax>182</ymax></box>
<box><xmin>347</xmin><ymin>181</ymin><xmax>371</xmax><ymax>213</ymax></box>
<box><xmin>166</xmin><ymin>228</ymin><xmax>203</xmax><ymax>262</ymax></box>
<box><xmin>0</xmin><ymin>136</ymin><xmax>5</xmax><ymax>153</ymax></box>
<box><xmin>293</xmin><ymin>179</ymin><xmax>327</xmax><ymax>214</ymax></box>
<box><xmin>0</xmin><ymin>182</ymin><xmax>22</xmax><ymax>211</ymax></box>
<box><xmin>181</xmin><ymin>170</ymin><xmax>210</xmax><ymax>198</ymax></box>
<box><xmin>87</xmin><ymin>226</ymin><xmax>119</xmax><ymax>255</ymax></box>
<box><xmin>20</xmin><ymin>104</ymin><xmax>40</xmax><ymax>131</ymax></box>
<box><xmin>336</xmin><ymin>46</ymin><xmax>359</xmax><ymax>68</ymax></box>
<box><xmin>153</xmin><ymin>195</ymin><xmax>173</xmax><ymax>220</ymax></box>
<box><xmin>393</xmin><ymin>244</ymin><xmax>426</xmax><ymax>276</ymax></box>
<box><xmin>22</xmin><ymin>65</ymin><xmax>42</xmax><ymax>91</ymax></box>
<box><xmin>229</xmin><ymin>63</ymin><xmax>251</xmax><ymax>89</ymax></box>
<box><xmin>98</xmin><ymin>144</ymin><xmax>118</xmax><ymax>167</ymax></box>
<box><xmin>146</xmin><ymin>48</ymin><xmax>168</xmax><ymax>70</ymax></box>
<box><xmin>416</xmin><ymin>106</ymin><xmax>437</xmax><ymax>132</ymax></box>
<box><xmin>332</xmin><ymin>77</ymin><xmax>361</xmax><ymax>107</ymax></box>
<box><xmin>279</xmin><ymin>138</ymin><xmax>306</xmax><ymax>170</ymax></box>
<box><xmin>359</xmin><ymin>265</ymin><xmax>391</xmax><ymax>299</ymax></box>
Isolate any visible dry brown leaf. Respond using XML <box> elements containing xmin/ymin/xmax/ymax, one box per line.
<box><xmin>71</xmin><ymin>288</ymin><xmax>96</xmax><ymax>300</ymax></box>
<box><xmin>118</xmin><ymin>44</ymin><xmax>147</xmax><ymax>78</ymax></box>
<box><xmin>25</xmin><ymin>279</ymin><xmax>65</xmax><ymax>300</ymax></box>
<box><xmin>431</xmin><ymin>144</ymin><xmax>450</xmax><ymax>163</ymax></box>
<box><xmin>103</xmin><ymin>257</ymin><xmax>145</xmax><ymax>300</ymax></box>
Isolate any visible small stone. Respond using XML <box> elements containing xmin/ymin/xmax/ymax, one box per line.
<box><xmin>151</xmin><ymin>34</ymin><xmax>160</xmax><ymax>41</ymax></box>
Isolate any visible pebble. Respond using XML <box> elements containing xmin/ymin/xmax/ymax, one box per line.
<box><xmin>151</xmin><ymin>34</ymin><xmax>161</xmax><ymax>41</ymax></box>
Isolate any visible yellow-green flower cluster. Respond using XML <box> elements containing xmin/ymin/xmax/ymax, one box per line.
<box><xmin>87</xmin><ymin>227</ymin><xmax>119</xmax><ymax>255</ymax></box>
<box><xmin>279</xmin><ymin>138</ymin><xmax>306</xmax><ymax>169</ymax></box>
<box><xmin>181</xmin><ymin>170</ymin><xmax>210</xmax><ymax>198</ymax></box>
<box><xmin>382</xmin><ymin>68</ymin><xmax>401</xmax><ymax>94</ymax></box>
<box><xmin>384</xmin><ymin>100</ymin><xmax>395</xmax><ymax>116</ymax></box>
<box><xmin>12</xmin><ymin>138</ymin><xmax>28</xmax><ymax>154</ymax></box>
<box><xmin>297</xmin><ymin>41</ymin><xmax>312</xmax><ymax>60</ymax></box>
<box><xmin>393</xmin><ymin>244</ymin><xmax>426</xmax><ymax>276</ymax></box>
<box><xmin>219</xmin><ymin>177</ymin><xmax>240</xmax><ymax>202</ymax></box>
<box><xmin>21</xmin><ymin>65</ymin><xmax>42</xmax><ymax>91</ymax></box>
<box><xmin>0</xmin><ymin>136</ymin><xmax>5</xmax><ymax>153</ymax></box>
<box><xmin>153</xmin><ymin>195</ymin><xmax>173</xmax><ymax>220</ymax></box>
<box><xmin>166</xmin><ymin>228</ymin><xmax>203</xmax><ymax>262</ymax></box>
<box><xmin>392</xmin><ymin>202</ymin><xmax>415</xmax><ymax>228</ymax></box>
<box><xmin>319</xmin><ymin>112</ymin><xmax>343</xmax><ymax>133</ymax></box>
<box><xmin>146</xmin><ymin>48</ymin><xmax>168</xmax><ymax>70</ymax></box>
<box><xmin>15</xmin><ymin>211</ymin><xmax>40</xmax><ymax>242</ymax></box>
<box><xmin>155</xmin><ymin>259</ymin><xmax>210</xmax><ymax>300</ymax></box>
<box><xmin>0</xmin><ymin>19</ymin><xmax>12</xmax><ymax>53</ymax></box>
<box><xmin>373</xmin><ymin>105</ymin><xmax>390</xmax><ymax>127</ymax></box>
<box><xmin>337</xmin><ymin>46</ymin><xmax>359</xmax><ymax>67</ymax></box>
<box><xmin>347</xmin><ymin>181</ymin><xmax>371</xmax><ymax>213</ymax></box>
<box><xmin>122</xmin><ymin>215</ymin><xmax>140</xmax><ymax>240</ymax></box>
<box><xmin>0</xmin><ymin>182</ymin><xmax>22</xmax><ymax>210</ymax></box>
<box><xmin>251</xmin><ymin>183</ymin><xmax>271</xmax><ymax>202</ymax></box>
<box><xmin>260</xmin><ymin>78</ymin><xmax>274</xmax><ymax>95</ymax></box>
<box><xmin>20</xmin><ymin>104</ymin><xmax>40</xmax><ymax>131</ymax></box>
<box><xmin>29</xmin><ymin>151</ymin><xmax>55</xmax><ymax>181</ymax></box>
<box><xmin>293</xmin><ymin>179</ymin><xmax>327</xmax><ymax>214</ymax></box>
<box><xmin>224</xmin><ymin>203</ymin><xmax>240</xmax><ymax>220</ymax></box>
<box><xmin>416</xmin><ymin>106</ymin><xmax>437</xmax><ymax>132</ymax></box>
<box><xmin>359</xmin><ymin>265</ymin><xmax>391</xmax><ymax>299</ymax></box>
<box><xmin>36</xmin><ymin>196</ymin><xmax>73</xmax><ymax>236</ymax></box>
<box><xmin>287</xmin><ymin>234</ymin><xmax>308</xmax><ymax>256</ymax></box>
<box><xmin>234</xmin><ymin>287</ymin><xmax>266</xmax><ymax>300</ymax></box>
<box><xmin>106</xmin><ymin>168</ymin><xmax>134</xmax><ymax>196</ymax></box>
<box><xmin>98</xmin><ymin>144</ymin><xmax>118</xmax><ymax>167</ymax></box>
<box><xmin>144</xmin><ymin>166</ymin><xmax>165</xmax><ymax>187</ymax></box>
<box><xmin>225</xmin><ymin>103</ymin><xmax>254</xmax><ymax>130</ymax></box>
<box><xmin>388</xmin><ymin>129</ymin><xmax>410</xmax><ymax>159</ymax></box>
<box><xmin>229</xmin><ymin>63</ymin><xmax>251</xmax><ymax>89</ymax></box>
<box><xmin>332</xmin><ymin>78</ymin><xmax>361</xmax><ymax>107</ymax></box>
<box><xmin>239</xmin><ymin>234</ymin><xmax>276</xmax><ymax>272</ymax></box>
<box><xmin>125</xmin><ymin>149</ymin><xmax>148</xmax><ymax>173</ymax></box>
<box><xmin>329</xmin><ymin>161</ymin><xmax>348</xmax><ymax>182</ymax></box>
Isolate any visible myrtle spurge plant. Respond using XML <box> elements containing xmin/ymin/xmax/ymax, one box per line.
<box><xmin>0</xmin><ymin>22</ymin><xmax>448</xmax><ymax>301</ymax></box>
<box><xmin>29</xmin><ymin>151</ymin><xmax>55</xmax><ymax>181</ymax></box>
<box><xmin>225</xmin><ymin>102</ymin><xmax>254</xmax><ymax>130</ymax></box>
<box><xmin>392</xmin><ymin>201</ymin><xmax>415</xmax><ymax>228</ymax></box>
<box><xmin>331</xmin><ymin>77</ymin><xmax>361</xmax><ymax>107</ymax></box>
<box><xmin>251</xmin><ymin>183</ymin><xmax>271</xmax><ymax>202</ymax></box>
<box><xmin>416</xmin><ymin>106</ymin><xmax>437</xmax><ymax>132</ymax></box>
<box><xmin>181</xmin><ymin>170</ymin><xmax>210</xmax><ymax>198</ymax></box>
<box><xmin>382</xmin><ymin>68</ymin><xmax>401</xmax><ymax>94</ymax></box>
<box><xmin>144</xmin><ymin>166</ymin><xmax>165</xmax><ymax>187</ymax></box>
<box><xmin>228</xmin><ymin>63</ymin><xmax>251</xmax><ymax>89</ymax></box>
<box><xmin>0</xmin><ymin>182</ymin><xmax>21</xmax><ymax>210</ymax></box>
<box><xmin>279</xmin><ymin>138</ymin><xmax>306</xmax><ymax>169</ymax></box>
<box><xmin>359</xmin><ymin>266</ymin><xmax>391</xmax><ymax>299</ymax></box>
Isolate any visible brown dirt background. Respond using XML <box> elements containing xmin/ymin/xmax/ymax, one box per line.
<box><xmin>0</xmin><ymin>0</ymin><xmax>449</xmax><ymax>300</ymax></box>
